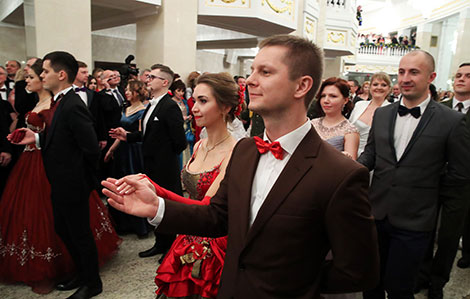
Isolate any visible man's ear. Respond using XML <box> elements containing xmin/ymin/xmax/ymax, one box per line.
<box><xmin>58</xmin><ymin>70</ymin><xmax>68</xmax><ymax>82</ymax></box>
<box><xmin>294</xmin><ymin>75</ymin><xmax>313</xmax><ymax>99</ymax></box>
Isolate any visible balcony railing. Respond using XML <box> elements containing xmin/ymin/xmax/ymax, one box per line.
<box><xmin>358</xmin><ymin>45</ymin><xmax>414</xmax><ymax>57</ymax></box>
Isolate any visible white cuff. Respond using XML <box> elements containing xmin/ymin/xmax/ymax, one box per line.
<box><xmin>147</xmin><ymin>196</ymin><xmax>165</xmax><ymax>227</ymax></box>
<box><xmin>34</xmin><ymin>133</ymin><xmax>40</xmax><ymax>148</ymax></box>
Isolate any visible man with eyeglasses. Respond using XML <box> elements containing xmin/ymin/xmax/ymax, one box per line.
<box><xmin>110</xmin><ymin>64</ymin><xmax>187</xmax><ymax>260</ymax></box>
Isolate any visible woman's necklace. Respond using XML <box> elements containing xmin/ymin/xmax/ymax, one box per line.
<box><xmin>203</xmin><ymin>134</ymin><xmax>231</xmax><ymax>161</ymax></box>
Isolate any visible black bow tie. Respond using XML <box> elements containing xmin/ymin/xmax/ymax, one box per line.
<box><xmin>0</xmin><ymin>88</ymin><xmax>6</xmax><ymax>92</ymax></box>
<box><xmin>74</xmin><ymin>87</ymin><xmax>87</xmax><ymax>92</ymax></box>
<box><xmin>398</xmin><ymin>105</ymin><xmax>421</xmax><ymax>118</ymax></box>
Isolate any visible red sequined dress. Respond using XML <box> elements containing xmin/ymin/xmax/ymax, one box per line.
<box><xmin>155</xmin><ymin>143</ymin><xmax>227</xmax><ymax>299</ymax></box>
<box><xmin>0</xmin><ymin>110</ymin><xmax>121</xmax><ymax>294</ymax></box>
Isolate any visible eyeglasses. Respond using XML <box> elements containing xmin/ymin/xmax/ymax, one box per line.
<box><xmin>146</xmin><ymin>74</ymin><xmax>166</xmax><ymax>82</ymax></box>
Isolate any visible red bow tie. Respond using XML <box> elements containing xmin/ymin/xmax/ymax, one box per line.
<box><xmin>253</xmin><ymin>136</ymin><xmax>284</xmax><ymax>160</ymax></box>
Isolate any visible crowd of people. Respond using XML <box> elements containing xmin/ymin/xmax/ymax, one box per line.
<box><xmin>358</xmin><ymin>32</ymin><xmax>417</xmax><ymax>49</ymax></box>
<box><xmin>0</xmin><ymin>33</ymin><xmax>469</xmax><ymax>299</ymax></box>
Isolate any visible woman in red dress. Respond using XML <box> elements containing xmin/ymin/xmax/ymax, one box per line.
<box><xmin>116</xmin><ymin>72</ymin><xmax>242</xmax><ymax>299</ymax></box>
<box><xmin>0</xmin><ymin>59</ymin><xmax>121</xmax><ymax>294</ymax></box>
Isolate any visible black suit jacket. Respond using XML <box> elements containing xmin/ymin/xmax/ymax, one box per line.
<box><xmin>84</xmin><ymin>89</ymin><xmax>107</xmax><ymax>142</ymax></box>
<box><xmin>98</xmin><ymin>90</ymin><xmax>122</xmax><ymax>132</ymax></box>
<box><xmin>358</xmin><ymin>100</ymin><xmax>470</xmax><ymax>231</ymax></box>
<box><xmin>41</xmin><ymin>90</ymin><xmax>100</xmax><ymax>203</ymax></box>
<box><xmin>127</xmin><ymin>94</ymin><xmax>186</xmax><ymax>193</ymax></box>
<box><xmin>158</xmin><ymin>129</ymin><xmax>379</xmax><ymax>298</ymax></box>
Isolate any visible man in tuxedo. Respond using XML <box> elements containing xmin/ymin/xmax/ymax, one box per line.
<box><xmin>13</xmin><ymin>51</ymin><xmax>102</xmax><ymax>299</ymax></box>
<box><xmin>97</xmin><ymin>70</ymin><xmax>123</xmax><ymax>183</ymax></box>
<box><xmin>104</xmin><ymin>35</ymin><xmax>379</xmax><ymax>298</ymax></box>
<box><xmin>416</xmin><ymin>62</ymin><xmax>470</xmax><ymax>299</ymax></box>
<box><xmin>73</xmin><ymin>61</ymin><xmax>107</xmax><ymax>150</ymax></box>
<box><xmin>0</xmin><ymin>66</ymin><xmax>11</xmax><ymax>101</ymax></box>
<box><xmin>348</xmin><ymin>79</ymin><xmax>362</xmax><ymax>104</ymax></box>
<box><xmin>110</xmin><ymin>64</ymin><xmax>186</xmax><ymax>259</ymax></box>
<box><xmin>390</xmin><ymin>84</ymin><xmax>401</xmax><ymax>102</ymax></box>
<box><xmin>5</xmin><ymin>60</ymin><xmax>20</xmax><ymax>90</ymax></box>
<box><xmin>357</xmin><ymin>51</ymin><xmax>470</xmax><ymax>299</ymax></box>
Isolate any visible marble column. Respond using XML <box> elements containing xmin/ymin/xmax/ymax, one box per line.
<box><xmin>416</xmin><ymin>23</ymin><xmax>433</xmax><ymax>52</ymax></box>
<box><xmin>32</xmin><ymin>0</ymin><xmax>92</xmax><ymax>66</ymax></box>
<box><xmin>452</xmin><ymin>7</ymin><xmax>470</xmax><ymax>72</ymax></box>
<box><xmin>136</xmin><ymin>0</ymin><xmax>197</xmax><ymax>83</ymax></box>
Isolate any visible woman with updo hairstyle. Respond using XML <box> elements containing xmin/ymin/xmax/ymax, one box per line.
<box><xmin>311</xmin><ymin>77</ymin><xmax>359</xmax><ymax>159</ymax></box>
<box><xmin>198</xmin><ymin>73</ymin><xmax>249</xmax><ymax>141</ymax></box>
<box><xmin>105</xmin><ymin>79</ymin><xmax>150</xmax><ymax>237</ymax></box>
<box><xmin>0</xmin><ymin>60</ymin><xmax>121</xmax><ymax>294</ymax></box>
<box><xmin>119</xmin><ymin>72</ymin><xmax>241</xmax><ymax>298</ymax></box>
<box><xmin>349</xmin><ymin>71</ymin><xmax>392</xmax><ymax>156</ymax></box>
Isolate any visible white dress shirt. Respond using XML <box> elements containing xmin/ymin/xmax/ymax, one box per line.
<box><xmin>0</xmin><ymin>83</ymin><xmax>7</xmax><ymax>101</ymax></box>
<box><xmin>148</xmin><ymin>119</ymin><xmax>312</xmax><ymax>227</ymax></box>
<box><xmin>394</xmin><ymin>96</ymin><xmax>430</xmax><ymax>160</ymax></box>
<box><xmin>72</xmin><ymin>84</ymin><xmax>87</xmax><ymax>106</ymax></box>
<box><xmin>142</xmin><ymin>94</ymin><xmax>165</xmax><ymax>135</ymax></box>
<box><xmin>452</xmin><ymin>98</ymin><xmax>470</xmax><ymax>114</ymax></box>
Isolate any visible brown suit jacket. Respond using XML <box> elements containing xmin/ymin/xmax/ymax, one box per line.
<box><xmin>158</xmin><ymin>128</ymin><xmax>379</xmax><ymax>298</ymax></box>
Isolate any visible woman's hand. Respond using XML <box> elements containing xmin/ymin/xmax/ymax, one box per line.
<box><xmin>102</xmin><ymin>177</ymin><xmax>159</xmax><ymax>218</ymax></box>
<box><xmin>113</xmin><ymin>174</ymin><xmax>156</xmax><ymax>195</ymax></box>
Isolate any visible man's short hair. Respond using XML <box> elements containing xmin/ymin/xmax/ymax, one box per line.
<box><xmin>8</xmin><ymin>60</ymin><xmax>21</xmax><ymax>68</ymax></box>
<box><xmin>407</xmin><ymin>50</ymin><xmax>435</xmax><ymax>72</ymax></box>
<box><xmin>0</xmin><ymin>66</ymin><xmax>6</xmax><ymax>72</ymax></box>
<box><xmin>348</xmin><ymin>79</ymin><xmax>359</xmax><ymax>87</ymax></box>
<box><xmin>150</xmin><ymin>63</ymin><xmax>174</xmax><ymax>86</ymax></box>
<box><xmin>259</xmin><ymin>34</ymin><xmax>324</xmax><ymax>108</ymax></box>
<box><xmin>77</xmin><ymin>61</ymin><xmax>87</xmax><ymax>68</ymax></box>
<box><xmin>43</xmin><ymin>51</ymin><xmax>78</xmax><ymax>84</ymax></box>
<box><xmin>459</xmin><ymin>62</ymin><xmax>470</xmax><ymax>68</ymax></box>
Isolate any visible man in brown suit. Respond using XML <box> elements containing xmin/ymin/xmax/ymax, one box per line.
<box><xmin>103</xmin><ymin>35</ymin><xmax>379</xmax><ymax>298</ymax></box>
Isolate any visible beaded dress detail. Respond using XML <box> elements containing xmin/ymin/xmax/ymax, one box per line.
<box><xmin>155</xmin><ymin>143</ymin><xmax>226</xmax><ymax>299</ymax></box>
<box><xmin>0</xmin><ymin>110</ymin><xmax>121</xmax><ymax>294</ymax></box>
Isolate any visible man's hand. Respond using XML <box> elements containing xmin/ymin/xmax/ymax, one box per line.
<box><xmin>109</xmin><ymin>127</ymin><xmax>128</xmax><ymax>141</ymax></box>
<box><xmin>102</xmin><ymin>177</ymin><xmax>159</xmax><ymax>218</ymax></box>
<box><xmin>0</xmin><ymin>152</ymin><xmax>11</xmax><ymax>167</ymax></box>
<box><xmin>99</xmin><ymin>140</ymin><xmax>107</xmax><ymax>150</ymax></box>
<box><xmin>7</xmin><ymin>128</ymin><xmax>35</xmax><ymax>145</ymax></box>
<box><xmin>113</xmin><ymin>174</ymin><xmax>156</xmax><ymax>195</ymax></box>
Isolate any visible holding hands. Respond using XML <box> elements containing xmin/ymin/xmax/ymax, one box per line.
<box><xmin>8</xmin><ymin>128</ymin><xmax>36</xmax><ymax>145</ymax></box>
<box><xmin>102</xmin><ymin>175</ymin><xmax>158</xmax><ymax>219</ymax></box>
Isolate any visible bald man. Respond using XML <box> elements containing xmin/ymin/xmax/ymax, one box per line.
<box><xmin>358</xmin><ymin>50</ymin><xmax>470</xmax><ymax>299</ymax></box>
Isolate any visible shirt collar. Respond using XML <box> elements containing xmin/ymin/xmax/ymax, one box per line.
<box><xmin>452</xmin><ymin>98</ymin><xmax>470</xmax><ymax>110</ymax></box>
<box><xmin>399</xmin><ymin>95</ymin><xmax>431</xmax><ymax>115</ymax></box>
<box><xmin>149</xmin><ymin>93</ymin><xmax>166</xmax><ymax>106</ymax></box>
<box><xmin>262</xmin><ymin>119</ymin><xmax>311</xmax><ymax>156</ymax></box>
<box><xmin>54</xmin><ymin>86</ymin><xmax>73</xmax><ymax>101</ymax></box>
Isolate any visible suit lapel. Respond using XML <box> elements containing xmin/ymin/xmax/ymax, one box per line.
<box><xmin>388</xmin><ymin>103</ymin><xmax>399</xmax><ymax>162</ymax></box>
<box><xmin>237</xmin><ymin>140</ymin><xmax>261</xmax><ymax>241</ymax></box>
<box><xmin>45</xmin><ymin>91</ymin><xmax>70</xmax><ymax>149</ymax></box>
<box><xmin>243</xmin><ymin>129</ymin><xmax>320</xmax><ymax>246</ymax></box>
<box><xmin>399</xmin><ymin>100</ymin><xmax>436</xmax><ymax>162</ymax></box>
<box><xmin>143</xmin><ymin>95</ymin><xmax>166</xmax><ymax>139</ymax></box>
<box><xmin>86</xmin><ymin>89</ymin><xmax>94</xmax><ymax>108</ymax></box>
